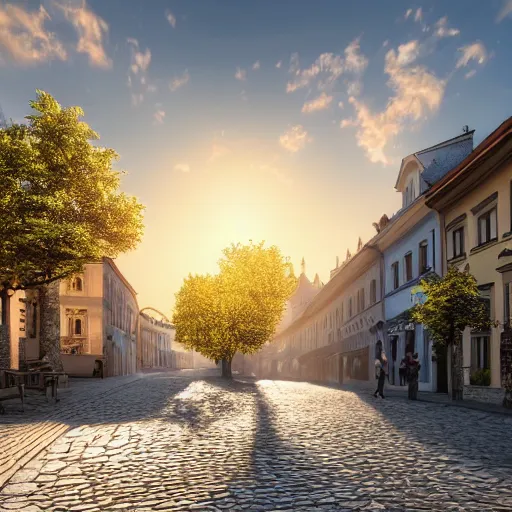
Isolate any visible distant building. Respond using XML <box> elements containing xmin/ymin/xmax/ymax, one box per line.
<box><xmin>138</xmin><ymin>312</ymin><xmax>175</xmax><ymax>369</ymax></box>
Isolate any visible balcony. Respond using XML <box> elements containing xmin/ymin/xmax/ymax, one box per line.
<box><xmin>60</xmin><ymin>337</ymin><xmax>88</xmax><ymax>355</ymax></box>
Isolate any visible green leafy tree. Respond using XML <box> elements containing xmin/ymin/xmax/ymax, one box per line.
<box><xmin>411</xmin><ymin>266</ymin><xmax>492</xmax><ymax>400</ymax></box>
<box><xmin>0</xmin><ymin>91</ymin><xmax>144</xmax><ymax>369</ymax></box>
<box><xmin>173</xmin><ymin>241</ymin><xmax>297</xmax><ymax>378</ymax></box>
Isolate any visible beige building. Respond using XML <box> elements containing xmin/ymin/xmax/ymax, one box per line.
<box><xmin>426</xmin><ymin>117</ymin><xmax>512</xmax><ymax>404</ymax></box>
<box><xmin>56</xmin><ymin>258</ymin><xmax>139</xmax><ymax>377</ymax></box>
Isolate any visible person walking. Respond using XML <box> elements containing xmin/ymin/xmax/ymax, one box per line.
<box><xmin>374</xmin><ymin>350</ymin><xmax>387</xmax><ymax>399</ymax></box>
<box><xmin>407</xmin><ymin>352</ymin><xmax>421</xmax><ymax>400</ymax></box>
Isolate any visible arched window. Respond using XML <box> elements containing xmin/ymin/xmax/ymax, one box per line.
<box><xmin>74</xmin><ymin>318</ymin><xmax>82</xmax><ymax>335</ymax></box>
<box><xmin>71</xmin><ymin>276</ymin><xmax>83</xmax><ymax>291</ymax></box>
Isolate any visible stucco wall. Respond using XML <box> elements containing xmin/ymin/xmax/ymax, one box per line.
<box><xmin>60</xmin><ymin>264</ymin><xmax>104</xmax><ymax>355</ymax></box>
<box><xmin>384</xmin><ymin>211</ymin><xmax>441</xmax><ymax>320</ymax></box>
<box><xmin>442</xmin><ymin>160</ymin><xmax>512</xmax><ymax>388</ymax></box>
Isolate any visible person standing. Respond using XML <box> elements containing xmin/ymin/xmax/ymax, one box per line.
<box><xmin>374</xmin><ymin>349</ymin><xmax>387</xmax><ymax>399</ymax></box>
<box><xmin>407</xmin><ymin>352</ymin><xmax>421</xmax><ymax>400</ymax></box>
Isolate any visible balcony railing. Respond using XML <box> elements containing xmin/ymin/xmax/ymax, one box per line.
<box><xmin>60</xmin><ymin>337</ymin><xmax>88</xmax><ymax>355</ymax></box>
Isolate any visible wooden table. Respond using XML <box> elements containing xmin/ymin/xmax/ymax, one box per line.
<box><xmin>3</xmin><ymin>370</ymin><xmax>67</xmax><ymax>412</ymax></box>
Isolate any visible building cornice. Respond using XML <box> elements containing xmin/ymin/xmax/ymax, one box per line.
<box><xmin>426</xmin><ymin>118</ymin><xmax>512</xmax><ymax>211</ymax></box>
<box><xmin>103</xmin><ymin>257</ymin><xmax>138</xmax><ymax>303</ymax></box>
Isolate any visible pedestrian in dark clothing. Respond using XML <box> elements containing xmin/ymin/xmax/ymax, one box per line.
<box><xmin>407</xmin><ymin>352</ymin><xmax>421</xmax><ymax>400</ymax></box>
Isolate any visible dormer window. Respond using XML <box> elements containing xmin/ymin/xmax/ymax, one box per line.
<box><xmin>404</xmin><ymin>180</ymin><xmax>416</xmax><ymax>208</ymax></box>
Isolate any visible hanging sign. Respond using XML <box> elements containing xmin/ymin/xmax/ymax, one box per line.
<box><xmin>411</xmin><ymin>285</ymin><xmax>427</xmax><ymax>305</ymax></box>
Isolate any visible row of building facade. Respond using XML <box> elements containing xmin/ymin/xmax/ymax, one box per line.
<box><xmin>236</xmin><ymin>118</ymin><xmax>512</xmax><ymax>405</ymax></box>
<box><xmin>0</xmin><ymin>258</ymin><xmax>213</xmax><ymax>379</ymax></box>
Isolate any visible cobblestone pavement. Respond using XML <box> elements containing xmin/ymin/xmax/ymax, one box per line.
<box><xmin>2</xmin><ymin>371</ymin><xmax>512</xmax><ymax>512</ymax></box>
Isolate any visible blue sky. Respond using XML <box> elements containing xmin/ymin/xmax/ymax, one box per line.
<box><xmin>1</xmin><ymin>0</ymin><xmax>512</xmax><ymax>314</ymax></box>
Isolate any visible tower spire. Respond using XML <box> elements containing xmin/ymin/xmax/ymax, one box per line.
<box><xmin>301</xmin><ymin>257</ymin><xmax>305</xmax><ymax>275</ymax></box>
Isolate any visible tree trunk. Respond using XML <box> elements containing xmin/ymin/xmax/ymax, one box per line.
<box><xmin>451</xmin><ymin>342</ymin><xmax>463</xmax><ymax>401</ymax></box>
<box><xmin>221</xmin><ymin>357</ymin><xmax>233</xmax><ymax>379</ymax></box>
<box><xmin>39</xmin><ymin>281</ymin><xmax>63</xmax><ymax>371</ymax></box>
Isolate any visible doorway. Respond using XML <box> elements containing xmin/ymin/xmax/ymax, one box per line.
<box><xmin>436</xmin><ymin>344</ymin><xmax>448</xmax><ymax>393</ymax></box>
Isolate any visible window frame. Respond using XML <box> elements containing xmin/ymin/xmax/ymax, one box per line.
<box><xmin>404</xmin><ymin>252</ymin><xmax>413</xmax><ymax>283</ymax></box>
<box><xmin>370</xmin><ymin>279</ymin><xmax>377</xmax><ymax>305</ymax></box>
<box><xmin>477</xmin><ymin>207</ymin><xmax>497</xmax><ymax>246</ymax></box>
<box><xmin>418</xmin><ymin>240</ymin><xmax>428</xmax><ymax>275</ymax></box>
<box><xmin>452</xmin><ymin>227</ymin><xmax>465</xmax><ymax>259</ymax></box>
<box><xmin>391</xmin><ymin>262</ymin><xmax>399</xmax><ymax>290</ymax></box>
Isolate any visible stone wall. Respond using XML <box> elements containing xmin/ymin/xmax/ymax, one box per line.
<box><xmin>0</xmin><ymin>325</ymin><xmax>10</xmax><ymax>370</ymax></box>
<box><xmin>463</xmin><ymin>385</ymin><xmax>505</xmax><ymax>406</ymax></box>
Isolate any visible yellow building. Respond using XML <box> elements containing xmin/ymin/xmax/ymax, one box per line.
<box><xmin>426</xmin><ymin>117</ymin><xmax>512</xmax><ymax>404</ymax></box>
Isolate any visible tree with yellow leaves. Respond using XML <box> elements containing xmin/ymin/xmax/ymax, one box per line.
<box><xmin>173</xmin><ymin>242</ymin><xmax>296</xmax><ymax>378</ymax></box>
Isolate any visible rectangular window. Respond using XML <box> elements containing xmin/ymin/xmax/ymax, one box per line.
<box><xmin>370</xmin><ymin>279</ymin><xmax>377</xmax><ymax>304</ymax></box>
<box><xmin>419</xmin><ymin>241</ymin><xmax>428</xmax><ymax>274</ymax></box>
<box><xmin>392</xmin><ymin>262</ymin><xmax>399</xmax><ymax>290</ymax></box>
<box><xmin>404</xmin><ymin>252</ymin><xmax>413</xmax><ymax>282</ymax></box>
<box><xmin>505</xmin><ymin>283</ymin><xmax>511</xmax><ymax>327</ymax></box>
<box><xmin>360</xmin><ymin>287</ymin><xmax>365</xmax><ymax>311</ymax></box>
<box><xmin>478</xmin><ymin>208</ymin><xmax>497</xmax><ymax>245</ymax></box>
<box><xmin>471</xmin><ymin>336</ymin><xmax>490</xmax><ymax>371</ymax></box>
<box><xmin>453</xmin><ymin>227</ymin><xmax>464</xmax><ymax>258</ymax></box>
<box><xmin>341</xmin><ymin>302</ymin><xmax>344</xmax><ymax>323</ymax></box>
<box><xmin>348</xmin><ymin>297</ymin><xmax>353</xmax><ymax>318</ymax></box>
<box><xmin>29</xmin><ymin>302</ymin><xmax>37</xmax><ymax>339</ymax></box>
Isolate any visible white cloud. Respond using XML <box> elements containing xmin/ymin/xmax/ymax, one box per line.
<box><xmin>340</xmin><ymin>118</ymin><xmax>357</xmax><ymax>128</ymax></box>
<box><xmin>465</xmin><ymin>69</ymin><xmax>477</xmax><ymax>79</ymax></box>
<box><xmin>382</xmin><ymin>40</ymin><xmax>389</xmax><ymax>48</ymax></box>
<box><xmin>170</xmin><ymin>69</ymin><xmax>190</xmax><ymax>91</ymax></box>
<box><xmin>287</xmin><ymin>52</ymin><xmax>344</xmax><ymax>92</ymax></box>
<box><xmin>235</xmin><ymin>67</ymin><xmax>246</xmax><ymax>81</ymax></box>
<box><xmin>497</xmin><ymin>0</ymin><xmax>512</xmax><ymax>22</ymax></box>
<box><xmin>128</xmin><ymin>39</ymin><xmax>151</xmax><ymax>74</ymax></box>
<box><xmin>175</xmin><ymin>163</ymin><xmax>190</xmax><ymax>173</ymax></box>
<box><xmin>414</xmin><ymin>8</ymin><xmax>423</xmax><ymax>22</ymax></box>
<box><xmin>346</xmin><ymin>43</ymin><xmax>445</xmax><ymax>164</ymax></box>
<box><xmin>210</xmin><ymin>143</ymin><xmax>231</xmax><ymax>161</ymax></box>
<box><xmin>275</xmin><ymin>60</ymin><xmax>282</xmax><ymax>68</ymax></box>
<box><xmin>338</xmin><ymin>101</ymin><xmax>344</xmax><ymax>109</ymax></box>
<box><xmin>127</xmin><ymin>38</ymin><xmax>155</xmax><ymax>106</ymax></box>
<box><xmin>0</xmin><ymin>4</ymin><xmax>66</xmax><ymax>65</ymax></box>
<box><xmin>434</xmin><ymin>17</ymin><xmax>460</xmax><ymax>38</ymax></box>
<box><xmin>166</xmin><ymin>10</ymin><xmax>176</xmax><ymax>28</ymax></box>
<box><xmin>404</xmin><ymin>8</ymin><xmax>413</xmax><ymax>20</ymax></box>
<box><xmin>456</xmin><ymin>41</ymin><xmax>488</xmax><ymax>68</ymax></box>
<box><xmin>344</xmin><ymin>38</ymin><xmax>368</xmax><ymax>74</ymax></box>
<box><xmin>395</xmin><ymin>40</ymin><xmax>420</xmax><ymax>66</ymax></box>
<box><xmin>301</xmin><ymin>92</ymin><xmax>333</xmax><ymax>113</ymax></box>
<box><xmin>252</xmin><ymin>60</ymin><xmax>260</xmax><ymax>70</ymax></box>
<box><xmin>153</xmin><ymin>109</ymin><xmax>165</xmax><ymax>124</ymax></box>
<box><xmin>287</xmin><ymin>38</ymin><xmax>367</xmax><ymax>95</ymax></box>
<box><xmin>56</xmin><ymin>0</ymin><xmax>111</xmax><ymax>69</ymax></box>
<box><xmin>279</xmin><ymin>125</ymin><xmax>311</xmax><ymax>152</ymax></box>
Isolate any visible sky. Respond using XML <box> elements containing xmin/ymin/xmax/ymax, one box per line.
<box><xmin>1</xmin><ymin>0</ymin><xmax>512</xmax><ymax>317</ymax></box>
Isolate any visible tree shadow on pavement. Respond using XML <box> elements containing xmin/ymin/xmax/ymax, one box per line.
<box><xmin>354</xmin><ymin>386</ymin><xmax>512</xmax><ymax>474</ymax></box>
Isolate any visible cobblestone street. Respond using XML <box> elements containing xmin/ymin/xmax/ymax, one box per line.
<box><xmin>1</xmin><ymin>370</ymin><xmax>512</xmax><ymax>512</ymax></box>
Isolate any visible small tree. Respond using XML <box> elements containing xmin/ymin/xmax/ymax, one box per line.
<box><xmin>173</xmin><ymin>241</ymin><xmax>296</xmax><ymax>378</ymax></box>
<box><xmin>411</xmin><ymin>267</ymin><xmax>492</xmax><ymax>400</ymax></box>
<box><xmin>0</xmin><ymin>91</ymin><xmax>144</xmax><ymax>369</ymax></box>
